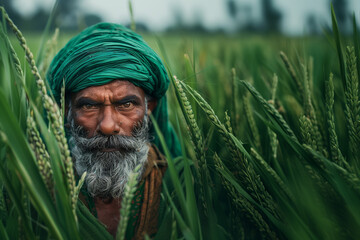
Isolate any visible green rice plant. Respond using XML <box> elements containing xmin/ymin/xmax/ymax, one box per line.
<box><xmin>0</xmin><ymin>6</ymin><xmax>113</xmax><ymax>239</ymax></box>
<box><xmin>268</xmin><ymin>74</ymin><xmax>279</xmax><ymax>165</ymax></box>
<box><xmin>213</xmin><ymin>153</ymin><xmax>278</xmax><ymax>240</ymax></box>
<box><xmin>150</xmin><ymin>115</ymin><xmax>203</xmax><ymax>240</ymax></box>
<box><xmin>4</xmin><ymin>4</ymin><xmax>79</xmax><ymax>215</ymax></box>
<box><xmin>325</xmin><ymin>73</ymin><xmax>348</xmax><ymax>170</ymax></box>
<box><xmin>302</xmin><ymin>61</ymin><xmax>326</xmax><ymax>155</ymax></box>
<box><xmin>26</xmin><ymin>111</ymin><xmax>53</xmax><ymax>193</ymax></box>
<box><xmin>231</xmin><ymin>68</ymin><xmax>240</xmax><ymax>133</ymax></box>
<box><xmin>279</xmin><ymin>51</ymin><xmax>304</xmax><ymax>103</ymax></box>
<box><xmin>344</xmin><ymin>46</ymin><xmax>360</xmax><ymax>171</ymax></box>
<box><xmin>116</xmin><ymin>165</ymin><xmax>142</xmax><ymax>240</ymax></box>
<box><xmin>176</xmin><ymin>79</ymin><xmax>280</xmax><ymax>228</ymax></box>
<box><xmin>243</xmin><ymin>90</ymin><xmax>262</xmax><ymax>153</ymax></box>
<box><xmin>171</xmin><ymin>75</ymin><xmax>210</xmax><ymax>215</ymax></box>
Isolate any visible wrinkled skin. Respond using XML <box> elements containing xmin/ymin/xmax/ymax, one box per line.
<box><xmin>68</xmin><ymin>80</ymin><xmax>157</xmax><ymax>236</ymax></box>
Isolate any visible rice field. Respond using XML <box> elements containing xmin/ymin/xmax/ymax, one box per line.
<box><xmin>0</xmin><ymin>5</ymin><xmax>360</xmax><ymax>240</ymax></box>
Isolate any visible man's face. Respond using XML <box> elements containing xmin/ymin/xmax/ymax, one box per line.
<box><xmin>67</xmin><ymin>80</ymin><xmax>154</xmax><ymax>199</ymax></box>
<box><xmin>70</xmin><ymin>80</ymin><xmax>147</xmax><ymax>139</ymax></box>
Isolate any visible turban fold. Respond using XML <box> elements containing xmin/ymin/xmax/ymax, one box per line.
<box><xmin>47</xmin><ymin>22</ymin><xmax>180</xmax><ymax>157</ymax></box>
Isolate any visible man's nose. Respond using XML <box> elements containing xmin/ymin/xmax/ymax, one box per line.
<box><xmin>97</xmin><ymin>106</ymin><xmax>121</xmax><ymax>135</ymax></box>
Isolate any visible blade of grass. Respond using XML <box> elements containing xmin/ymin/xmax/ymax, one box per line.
<box><xmin>0</xmin><ymin>89</ymin><xmax>65</xmax><ymax>239</ymax></box>
<box><xmin>353</xmin><ymin>13</ymin><xmax>360</xmax><ymax>89</ymax></box>
<box><xmin>331</xmin><ymin>4</ymin><xmax>347</xmax><ymax>87</ymax></box>
<box><xmin>151</xmin><ymin>115</ymin><xmax>198</xmax><ymax>239</ymax></box>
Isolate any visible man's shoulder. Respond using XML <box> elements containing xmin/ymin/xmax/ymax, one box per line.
<box><xmin>141</xmin><ymin>144</ymin><xmax>167</xmax><ymax>180</ymax></box>
<box><xmin>148</xmin><ymin>144</ymin><xmax>167</xmax><ymax>166</ymax></box>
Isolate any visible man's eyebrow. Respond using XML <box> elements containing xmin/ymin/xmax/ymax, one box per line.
<box><xmin>75</xmin><ymin>95</ymin><xmax>141</xmax><ymax>107</ymax></box>
<box><xmin>75</xmin><ymin>97</ymin><xmax>100</xmax><ymax>106</ymax></box>
<box><xmin>113</xmin><ymin>95</ymin><xmax>141</xmax><ymax>104</ymax></box>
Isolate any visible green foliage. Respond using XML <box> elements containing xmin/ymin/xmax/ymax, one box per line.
<box><xmin>0</xmin><ymin>4</ymin><xmax>360</xmax><ymax>240</ymax></box>
<box><xmin>157</xmin><ymin>7</ymin><xmax>360</xmax><ymax>240</ymax></box>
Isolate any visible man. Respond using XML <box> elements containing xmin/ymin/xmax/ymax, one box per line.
<box><xmin>46</xmin><ymin>23</ymin><xmax>180</xmax><ymax>239</ymax></box>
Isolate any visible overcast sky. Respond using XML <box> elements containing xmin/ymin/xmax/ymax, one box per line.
<box><xmin>12</xmin><ymin>0</ymin><xmax>360</xmax><ymax>35</ymax></box>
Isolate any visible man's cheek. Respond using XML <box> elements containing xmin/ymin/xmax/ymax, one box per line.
<box><xmin>75</xmin><ymin>116</ymin><xmax>98</xmax><ymax>137</ymax></box>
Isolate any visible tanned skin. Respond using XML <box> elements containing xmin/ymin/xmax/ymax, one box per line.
<box><xmin>68</xmin><ymin>80</ymin><xmax>156</xmax><ymax>237</ymax></box>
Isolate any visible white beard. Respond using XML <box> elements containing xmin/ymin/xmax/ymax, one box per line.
<box><xmin>67</xmin><ymin>112</ymin><xmax>150</xmax><ymax>199</ymax></box>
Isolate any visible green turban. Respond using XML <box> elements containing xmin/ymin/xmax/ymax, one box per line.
<box><xmin>46</xmin><ymin>22</ymin><xmax>180</xmax><ymax>157</ymax></box>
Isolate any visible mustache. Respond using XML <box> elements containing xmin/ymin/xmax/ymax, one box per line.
<box><xmin>74</xmin><ymin>134</ymin><xmax>142</xmax><ymax>152</ymax></box>
<box><xmin>69</xmin><ymin>115</ymin><xmax>149</xmax><ymax>153</ymax></box>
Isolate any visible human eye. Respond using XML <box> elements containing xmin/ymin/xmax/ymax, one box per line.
<box><xmin>116</xmin><ymin>101</ymin><xmax>135</xmax><ymax>110</ymax></box>
<box><xmin>75</xmin><ymin>99</ymin><xmax>100</xmax><ymax>111</ymax></box>
<box><xmin>81</xmin><ymin>104</ymin><xmax>99</xmax><ymax>110</ymax></box>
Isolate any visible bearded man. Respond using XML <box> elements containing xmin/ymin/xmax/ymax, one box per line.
<box><xmin>46</xmin><ymin>23</ymin><xmax>180</xmax><ymax>239</ymax></box>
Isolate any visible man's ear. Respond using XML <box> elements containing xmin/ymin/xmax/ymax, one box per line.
<box><xmin>147</xmin><ymin>99</ymin><xmax>157</xmax><ymax>115</ymax></box>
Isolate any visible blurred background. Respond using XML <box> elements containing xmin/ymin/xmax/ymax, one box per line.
<box><xmin>0</xmin><ymin>0</ymin><xmax>359</xmax><ymax>35</ymax></box>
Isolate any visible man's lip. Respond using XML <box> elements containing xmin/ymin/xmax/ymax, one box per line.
<box><xmin>100</xmin><ymin>148</ymin><xmax>118</xmax><ymax>152</ymax></box>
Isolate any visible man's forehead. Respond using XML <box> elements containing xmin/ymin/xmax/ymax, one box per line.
<box><xmin>71</xmin><ymin>80</ymin><xmax>145</xmax><ymax>100</ymax></box>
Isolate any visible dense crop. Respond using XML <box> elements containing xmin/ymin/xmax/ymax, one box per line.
<box><xmin>0</xmin><ymin>5</ymin><xmax>360</xmax><ymax>240</ymax></box>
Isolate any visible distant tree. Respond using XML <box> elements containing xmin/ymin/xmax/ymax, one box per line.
<box><xmin>261</xmin><ymin>0</ymin><xmax>282</xmax><ymax>33</ymax></box>
<box><xmin>83</xmin><ymin>13</ymin><xmax>103</xmax><ymax>27</ymax></box>
<box><xmin>0</xmin><ymin>0</ymin><xmax>83</xmax><ymax>31</ymax></box>
<box><xmin>225</xmin><ymin>0</ymin><xmax>258</xmax><ymax>33</ymax></box>
<box><xmin>166</xmin><ymin>5</ymin><xmax>185</xmax><ymax>32</ymax></box>
<box><xmin>28</xmin><ymin>8</ymin><xmax>51</xmax><ymax>31</ymax></box>
<box><xmin>226</xmin><ymin>0</ymin><xmax>237</xmax><ymax>19</ymax></box>
<box><xmin>55</xmin><ymin>0</ymin><xmax>79</xmax><ymax>30</ymax></box>
<box><xmin>306</xmin><ymin>14</ymin><xmax>321</xmax><ymax>35</ymax></box>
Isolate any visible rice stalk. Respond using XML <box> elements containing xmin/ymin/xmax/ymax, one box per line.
<box><xmin>299</xmin><ymin>115</ymin><xmax>318</xmax><ymax>150</ymax></box>
<box><xmin>172</xmin><ymin>75</ymin><xmax>209</xmax><ymax>214</ymax></box>
<box><xmin>179</xmin><ymin>79</ymin><xmax>279</xmax><ymax>220</ymax></box>
<box><xmin>280</xmin><ymin>51</ymin><xmax>303</xmax><ymax>103</ymax></box>
<box><xmin>172</xmin><ymin>76</ymin><xmax>205</xmax><ymax>168</ymax></box>
<box><xmin>224</xmin><ymin>111</ymin><xmax>233</xmax><ymax>134</ymax></box>
<box><xmin>308</xmin><ymin>57</ymin><xmax>314</xmax><ymax>93</ymax></box>
<box><xmin>213</xmin><ymin>153</ymin><xmax>278</xmax><ymax>240</ymax></box>
<box><xmin>268</xmin><ymin>74</ymin><xmax>279</xmax><ymax>163</ymax></box>
<box><xmin>250</xmin><ymin>148</ymin><xmax>294</xmax><ymax>202</ymax></box>
<box><xmin>325</xmin><ymin>73</ymin><xmax>349</xmax><ymax>170</ymax></box>
<box><xmin>116</xmin><ymin>165</ymin><xmax>141</xmax><ymax>240</ymax></box>
<box><xmin>231</xmin><ymin>68</ymin><xmax>239</xmax><ymax>132</ymax></box>
<box><xmin>303</xmin><ymin>145</ymin><xmax>360</xmax><ymax>195</ymax></box>
<box><xmin>344</xmin><ymin>46</ymin><xmax>360</xmax><ymax>170</ymax></box>
<box><xmin>1</xmin><ymin>7</ymin><xmax>77</xmax><ymax>213</ymax></box>
<box><xmin>302</xmin><ymin>63</ymin><xmax>325</xmax><ymax>155</ymax></box>
<box><xmin>74</xmin><ymin>172</ymin><xmax>86</xmax><ymax>208</ymax></box>
<box><xmin>241</xmin><ymin>80</ymin><xmax>298</xmax><ymax>142</ymax></box>
<box><xmin>243</xmin><ymin>91</ymin><xmax>261</xmax><ymax>152</ymax></box>
<box><xmin>7</xmin><ymin>34</ymin><xmax>24</xmax><ymax>81</ymax></box>
<box><xmin>26</xmin><ymin>112</ymin><xmax>53</xmax><ymax>193</ymax></box>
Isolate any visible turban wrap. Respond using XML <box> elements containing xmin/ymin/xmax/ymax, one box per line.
<box><xmin>46</xmin><ymin>22</ymin><xmax>180</xmax><ymax>157</ymax></box>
